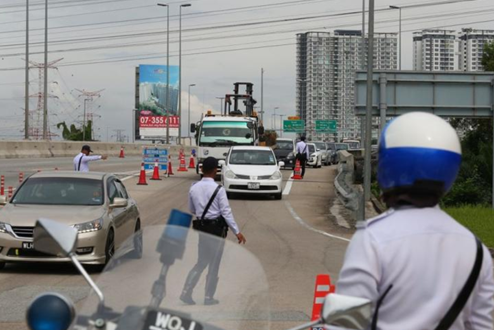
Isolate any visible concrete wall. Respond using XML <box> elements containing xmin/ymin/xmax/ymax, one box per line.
<box><xmin>0</xmin><ymin>141</ymin><xmax>193</xmax><ymax>159</ymax></box>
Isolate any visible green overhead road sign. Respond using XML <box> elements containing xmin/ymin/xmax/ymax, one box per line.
<box><xmin>283</xmin><ymin>120</ymin><xmax>305</xmax><ymax>133</ymax></box>
<box><xmin>315</xmin><ymin>120</ymin><xmax>337</xmax><ymax>133</ymax></box>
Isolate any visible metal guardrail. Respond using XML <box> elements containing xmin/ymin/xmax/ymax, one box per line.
<box><xmin>334</xmin><ymin>151</ymin><xmax>361</xmax><ymax>214</ymax></box>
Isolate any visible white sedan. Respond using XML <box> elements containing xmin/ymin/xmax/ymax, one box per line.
<box><xmin>306</xmin><ymin>143</ymin><xmax>323</xmax><ymax>168</ymax></box>
<box><xmin>220</xmin><ymin>146</ymin><xmax>284</xmax><ymax>200</ymax></box>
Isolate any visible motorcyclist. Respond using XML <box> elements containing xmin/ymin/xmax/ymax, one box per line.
<box><xmin>336</xmin><ymin>112</ymin><xmax>494</xmax><ymax>329</ymax></box>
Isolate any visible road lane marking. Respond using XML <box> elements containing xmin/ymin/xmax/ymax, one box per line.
<box><xmin>282</xmin><ymin>173</ymin><xmax>294</xmax><ymax>195</ymax></box>
<box><xmin>284</xmin><ymin>201</ymin><xmax>350</xmax><ymax>243</ymax></box>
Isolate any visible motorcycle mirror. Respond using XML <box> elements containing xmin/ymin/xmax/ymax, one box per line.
<box><xmin>27</xmin><ymin>293</ymin><xmax>75</xmax><ymax>330</ymax></box>
<box><xmin>33</xmin><ymin>218</ymin><xmax>78</xmax><ymax>257</ymax></box>
<box><xmin>321</xmin><ymin>294</ymin><xmax>372</xmax><ymax>329</ymax></box>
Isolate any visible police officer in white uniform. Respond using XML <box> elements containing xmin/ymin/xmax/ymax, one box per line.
<box><xmin>180</xmin><ymin>157</ymin><xmax>246</xmax><ymax>306</ymax></box>
<box><xmin>336</xmin><ymin>112</ymin><xmax>494</xmax><ymax>329</ymax></box>
<box><xmin>73</xmin><ymin>145</ymin><xmax>108</xmax><ymax>172</ymax></box>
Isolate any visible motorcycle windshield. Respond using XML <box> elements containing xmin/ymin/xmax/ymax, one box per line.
<box><xmin>75</xmin><ymin>225</ymin><xmax>270</xmax><ymax>330</ymax></box>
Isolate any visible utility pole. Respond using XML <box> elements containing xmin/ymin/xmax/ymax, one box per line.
<box><xmin>42</xmin><ymin>0</ymin><xmax>48</xmax><ymax>139</ymax></box>
<box><xmin>364</xmin><ymin>0</ymin><xmax>375</xmax><ymax>205</ymax></box>
<box><xmin>157</xmin><ymin>3</ymin><xmax>170</xmax><ymax>144</ymax></box>
<box><xmin>24</xmin><ymin>0</ymin><xmax>29</xmax><ymax>140</ymax></box>
<box><xmin>178</xmin><ymin>3</ymin><xmax>192</xmax><ymax>145</ymax></box>
<box><xmin>261</xmin><ymin>68</ymin><xmax>264</xmax><ymax>123</ymax></box>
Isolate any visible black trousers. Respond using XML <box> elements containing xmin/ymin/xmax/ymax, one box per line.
<box><xmin>182</xmin><ymin>221</ymin><xmax>227</xmax><ymax>298</ymax></box>
<box><xmin>298</xmin><ymin>155</ymin><xmax>307</xmax><ymax>177</ymax></box>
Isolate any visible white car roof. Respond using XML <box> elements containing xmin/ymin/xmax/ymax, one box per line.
<box><xmin>230</xmin><ymin>146</ymin><xmax>272</xmax><ymax>151</ymax></box>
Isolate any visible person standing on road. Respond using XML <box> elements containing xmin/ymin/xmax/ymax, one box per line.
<box><xmin>73</xmin><ymin>145</ymin><xmax>108</xmax><ymax>172</ymax></box>
<box><xmin>336</xmin><ymin>112</ymin><xmax>494</xmax><ymax>329</ymax></box>
<box><xmin>295</xmin><ymin>136</ymin><xmax>310</xmax><ymax>178</ymax></box>
<box><xmin>180</xmin><ymin>157</ymin><xmax>246</xmax><ymax>306</ymax></box>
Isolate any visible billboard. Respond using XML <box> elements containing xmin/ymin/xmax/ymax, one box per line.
<box><xmin>137</xmin><ymin>64</ymin><xmax>179</xmax><ymax>138</ymax></box>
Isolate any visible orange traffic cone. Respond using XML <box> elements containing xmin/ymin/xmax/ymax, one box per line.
<box><xmin>119</xmin><ymin>147</ymin><xmax>125</xmax><ymax>158</ymax></box>
<box><xmin>178</xmin><ymin>153</ymin><xmax>188</xmax><ymax>172</ymax></box>
<box><xmin>291</xmin><ymin>160</ymin><xmax>303</xmax><ymax>180</ymax></box>
<box><xmin>188</xmin><ymin>153</ymin><xmax>196</xmax><ymax>169</ymax></box>
<box><xmin>167</xmin><ymin>155</ymin><xmax>174</xmax><ymax>177</ymax></box>
<box><xmin>137</xmin><ymin>163</ymin><xmax>148</xmax><ymax>185</ymax></box>
<box><xmin>151</xmin><ymin>160</ymin><xmax>161</xmax><ymax>180</ymax></box>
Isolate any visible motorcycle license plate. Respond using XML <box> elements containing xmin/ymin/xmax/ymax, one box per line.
<box><xmin>143</xmin><ymin>309</ymin><xmax>203</xmax><ymax>330</ymax></box>
<box><xmin>22</xmin><ymin>242</ymin><xmax>34</xmax><ymax>250</ymax></box>
<box><xmin>247</xmin><ymin>182</ymin><xmax>260</xmax><ymax>190</ymax></box>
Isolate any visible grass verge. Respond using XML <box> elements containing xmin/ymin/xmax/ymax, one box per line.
<box><xmin>445</xmin><ymin>206</ymin><xmax>494</xmax><ymax>248</ymax></box>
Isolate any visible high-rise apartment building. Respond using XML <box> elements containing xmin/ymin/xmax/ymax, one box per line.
<box><xmin>413</xmin><ymin>29</ymin><xmax>457</xmax><ymax>71</ymax></box>
<box><xmin>296</xmin><ymin>30</ymin><xmax>397</xmax><ymax>141</ymax></box>
<box><xmin>459</xmin><ymin>28</ymin><xmax>494</xmax><ymax>71</ymax></box>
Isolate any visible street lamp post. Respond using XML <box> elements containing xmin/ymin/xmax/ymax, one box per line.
<box><xmin>42</xmin><ymin>0</ymin><xmax>48</xmax><ymax>140</ymax></box>
<box><xmin>188</xmin><ymin>84</ymin><xmax>196</xmax><ymax>138</ymax></box>
<box><xmin>157</xmin><ymin>3</ymin><xmax>170</xmax><ymax>144</ymax></box>
<box><xmin>272</xmin><ymin>107</ymin><xmax>279</xmax><ymax>131</ymax></box>
<box><xmin>389</xmin><ymin>5</ymin><xmax>402</xmax><ymax>70</ymax></box>
<box><xmin>25</xmin><ymin>0</ymin><xmax>30</xmax><ymax>140</ymax></box>
<box><xmin>178</xmin><ymin>3</ymin><xmax>191</xmax><ymax>145</ymax></box>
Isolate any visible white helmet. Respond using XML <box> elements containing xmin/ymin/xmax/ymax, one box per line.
<box><xmin>378</xmin><ymin>112</ymin><xmax>462</xmax><ymax>195</ymax></box>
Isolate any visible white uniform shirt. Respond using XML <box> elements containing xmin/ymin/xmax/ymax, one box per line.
<box><xmin>73</xmin><ymin>153</ymin><xmax>102</xmax><ymax>172</ymax></box>
<box><xmin>296</xmin><ymin>141</ymin><xmax>310</xmax><ymax>158</ymax></box>
<box><xmin>188</xmin><ymin>178</ymin><xmax>240</xmax><ymax>235</ymax></box>
<box><xmin>336</xmin><ymin>206</ymin><xmax>494</xmax><ymax>330</ymax></box>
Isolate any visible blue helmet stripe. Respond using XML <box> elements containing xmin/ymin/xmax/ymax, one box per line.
<box><xmin>378</xmin><ymin>147</ymin><xmax>461</xmax><ymax>192</ymax></box>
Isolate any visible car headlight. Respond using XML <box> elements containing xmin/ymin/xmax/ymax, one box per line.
<box><xmin>311</xmin><ymin>153</ymin><xmax>316</xmax><ymax>158</ymax></box>
<box><xmin>287</xmin><ymin>152</ymin><xmax>294</xmax><ymax>159</ymax></box>
<box><xmin>269</xmin><ymin>171</ymin><xmax>282</xmax><ymax>180</ymax></box>
<box><xmin>73</xmin><ymin>219</ymin><xmax>103</xmax><ymax>234</ymax></box>
<box><xmin>0</xmin><ymin>222</ymin><xmax>7</xmax><ymax>233</ymax></box>
<box><xmin>225</xmin><ymin>170</ymin><xmax>237</xmax><ymax>179</ymax></box>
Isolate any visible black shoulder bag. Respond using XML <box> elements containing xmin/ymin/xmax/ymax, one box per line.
<box><xmin>193</xmin><ymin>185</ymin><xmax>228</xmax><ymax>237</ymax></box>
<box><xmin>76</xmin><ymin>155</ymin><xmax>84</xmax><ymax>171</ymax></box>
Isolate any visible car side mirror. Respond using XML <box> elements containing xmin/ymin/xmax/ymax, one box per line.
<box><xmin>110</xmin><ymin>197</ymin><xmax>128</xmax><ymax>209</ymax></box>
<box><xmin>0</xmin><ymin>195</ymin><xmax>6</xmax><ymax>206</ymax></box>
<box><xmin>33</xmin><ymin>218</ymin><xmax>78</xmax><ymax>257</ymax></box>
<box><xmin>321</xmin><ymin>294</ymin><xmax>372</xmax><ymax>329</ymax></box>
<box><xmin>218</xmin><ymin>160</ymin><xmax>226</xmax><ymax>166</ymax></box>
<box><xmin>190</xmin><ymin>123</ymin><xmax>196</xmax><ymax>133</ymax></box>
<box><xmin>278</xmin><ymin>161</ymin><xmax>285</xmax><ymax>167</ymax></box>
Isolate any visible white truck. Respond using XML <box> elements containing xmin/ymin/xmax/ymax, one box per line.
<box><xmin>191</xmin><ymin>112</ymin><xmax>262</xmax><ymax>174</ymax></box>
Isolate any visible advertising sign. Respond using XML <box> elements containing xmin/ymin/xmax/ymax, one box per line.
<box><xmin>288</xmin><ymin>116</ymin><xmax>300</xmax><ymax>120</ymax></box>
<box><xmin>138</xmin><ymin>64</ymin><xmax>179</xmax><ymax>138</ymax></box>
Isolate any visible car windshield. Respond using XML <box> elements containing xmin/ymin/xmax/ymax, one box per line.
<box><xmin>229</xmin><ymin>150</ymin><xmax>276</xmax><ymax>165</ymax></box>
<box><xmin>200</xmin><ymin>121</ymin><xmax>254</xmax><ymax>145</ymax></box>
<box><xmin>326</xmin><ymin>143</ymin><xmax>336</xmax><ymax>151</ymax></box>
<box><xmin>347</xmin><ymin>142</ymin><xmax>360</xmax><ymax>149</ymax></box>
<box><xmin>275</xmin><ymin>141</ymin><xmax>293</xmax><ymax>150</ymax></box>
<box><xmin>335</xmin><ymin>143</ymin><xmax>349</xmax><ymax>150</ymax></box>
<box><xmin>308</xmin><ymin>144</ymin><xmax>315</xmax><ymax>153</ymax></box>
<box><xmin>11</xmin><ymin>177</ymin><xmax>104</xmax><ymax>206</ymax></box>
<box><xmin>314</xmin><ymin>142</ymin><xmax>326</xmax><ymax>150</ymax></box>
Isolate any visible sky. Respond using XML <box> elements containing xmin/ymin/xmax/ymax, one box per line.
<box><xmin>1</xmin><ymin>0</ymin><xmax>494</xmax><ymax>141</ymax></box>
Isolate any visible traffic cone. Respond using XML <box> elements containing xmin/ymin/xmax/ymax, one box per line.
<box><xmin>119</xmin><ymin>147</ymin><xmax>125</xmax><ymax>158</ymax></box>
<box><xmin>167</xmin><ymin>155</ymin><xmax>174</xmax><ymax>177</ymax></box>
<box><xmin>151</xmin><ymin>160</ymin><xmax>162</xmax><ymax>181</ymax></box>
<box><xmin>19</xmin><ymin>172</ymin><xmax>24</xmax><ymax>183</ymax></box>
<box><xmin>7</xmin><ymin>187</ymin><xmax>13</xmax><ymax>200</ymax></box>
<box><xmin>137</xmin><ymin>163</ymin><xmax>148</xmax><ymax>185</ymax></box>
<box><xmin>188</xmin><ymin>153</ymin><xmax>196</xmax><ymax>169</ymax></box>
<box><xmin>310</xmin><ymin>275</ymin><xmax>336</xmax><ymax>323</ymax></box>
<box><xmin>0</xmin><ymin>175</ymin><xmax>4</xmax><ymax>196</ymax></box>
<box><xmin>178</xmin><ymin>153</ymin><xmax>188</xmax><ymax>172</ymax></box>
<box><xmin>291</xmin><ymin>160</ymin><xmax>303</xmax><ymax>180</ymax></box>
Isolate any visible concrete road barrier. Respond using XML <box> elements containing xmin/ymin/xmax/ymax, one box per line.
<box><xmin>0</xmin><ymin>141</ymin><xmax>194</xmax><ymax>159</ymax></box>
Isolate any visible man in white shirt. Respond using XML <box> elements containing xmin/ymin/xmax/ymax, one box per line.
<box><xmin>181</xmin><ymin>157</ymin><xmax>246</xmax><ymax>306</ymax></box>
<box><xmin>336</xmin><ymin>112</ymin><xmax>494</xmax><ymax>329</ymax></box>
<box><xmin>295</xmin><ymin>136</ymin><xmax>310</xmax><ymax>178</ymax></box>
<box><xmin>73</xmin><ymin>145</ymin><xmax>108</xmax><ymax>172</ymax></box>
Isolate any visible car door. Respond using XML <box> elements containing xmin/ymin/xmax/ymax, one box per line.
<box><xmin>115</xmin><ymin>180</ymin><xmax>137</xmax><ymax>240</ymax></box>
<box><xmin>106</xmin><ymin>178</ymin><xmax>128</xmax><ymax>248</ymax></box>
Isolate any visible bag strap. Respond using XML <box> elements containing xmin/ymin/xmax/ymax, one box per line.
<box><xmin>435</xmin><ymin>237</ymin><xmax>484</xmax><ymax>330</ymax></box>
<box><xmin>201</xmin><ymin>185</ymin><xmax>222</xmax><ymax>220</ymax></box>
<box><xmin>77</xmin><ymin>154</ymin><xmax>84</xmax><ymax>171</ymax></box>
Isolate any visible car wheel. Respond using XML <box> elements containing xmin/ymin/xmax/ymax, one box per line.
<box><xmin>274</xmin><ymin>192</ymin><xmax>282</xmax><ymax>200</ymax></box>
<box><xmin>129</xmin><ymin>220</ymin><xmax>143</xmax><ymax>259</ymax></box>
<box><xmin>0</xmin><ymin>262</ymin><xmax>5</xmax><ymax>270</ymax></box>
<box><xmin>104</xmin><ymin>229</ymin><xmax>115</xmax><ymax>265</ymax></box>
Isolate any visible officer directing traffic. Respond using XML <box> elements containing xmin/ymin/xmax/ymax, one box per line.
<box><xmin>295</xmin><ymin>136</ymin><xmax>310</xmax><ymax>178</ymax></box>
<box><xmin>336</xmin><ymin>112</ymin><xmax>494</xmax><ymax>329</ymax></box>
<box><xmin>180</xmin><ymin>157</ymin><xmax>246</xmax><ymax>306</ymax></box>
<box><xmin>73</xmin><ymin>145</ymin><xmax>108</xmax><ymax>172</ymax></box>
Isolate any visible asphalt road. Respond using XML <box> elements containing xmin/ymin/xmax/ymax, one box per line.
<box><xmin>0</xmin><ymin>159</ymin><xmax>352</xmax><ymax>330</ymax></box>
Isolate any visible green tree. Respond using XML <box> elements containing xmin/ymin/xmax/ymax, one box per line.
<box><xmin>444</xmin><ymin>42</ymin><xmax>494</xmax><ymax>206</ymax></box>
<box><xmin>56</xmin><ymin>121</ymin><xmax>93</xmax><ymax>141</ymax></box>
